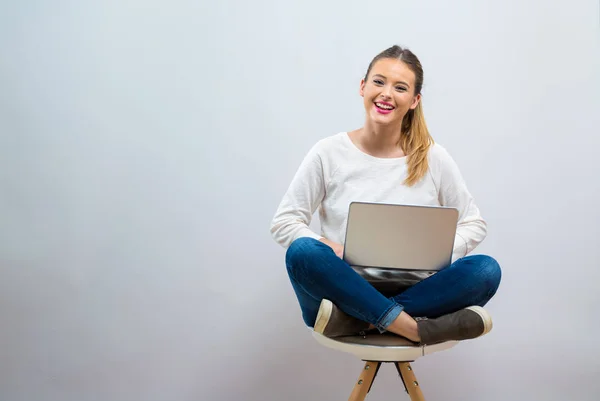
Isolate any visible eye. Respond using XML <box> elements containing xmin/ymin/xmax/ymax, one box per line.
<box><xmin>373</xmin><ymin>79</ymin><xmax>384</xmax><ymax>85</ymax></box>
<box><xmin>395</xmin><ymin>86</ymin><xmax>407</xmax><ymax>92</ymax></box>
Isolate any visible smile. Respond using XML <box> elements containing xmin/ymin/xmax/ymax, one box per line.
<box><xmin>374</xmin><ymin>102</ymin><xmax>395</xmax><ymax>114</ymax></box>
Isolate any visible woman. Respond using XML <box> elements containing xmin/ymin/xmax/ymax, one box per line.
<box><xmin>270</xmin><ymin>45</ymin><xmax>501</xmax><ymax>345</ymax></box>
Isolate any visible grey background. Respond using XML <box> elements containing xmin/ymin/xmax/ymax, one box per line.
<box><xmin>1</xmin><ymin>1</ymin><xmax>599</xmax><ymax>400</ymax></box>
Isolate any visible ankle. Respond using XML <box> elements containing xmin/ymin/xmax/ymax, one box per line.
<box><xmin>388</xmin><ymin>312</ymin><xmax>421</xmax><ymax>342</ymax></box>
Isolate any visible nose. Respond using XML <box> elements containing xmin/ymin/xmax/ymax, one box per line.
<box><xmin>380</xmin><ymin>85</ymin><xmax>393</xmax><ymax>99</ymax></box>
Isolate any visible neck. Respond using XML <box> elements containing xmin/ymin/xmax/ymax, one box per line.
<box><xmin>355</xmin><ymin>119</ymin><xmax>405</xmax><ymax>157</ymax></box>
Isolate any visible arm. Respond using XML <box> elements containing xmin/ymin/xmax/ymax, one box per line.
<box><xmin>432</xmin><ymin>146</ymin><xmax>487</xmax><ymax>262</ymax></box>
<box><xmin>270</xmin><ymin>143</ymin><xmax>326</xmax><ymax>249</ymax></box>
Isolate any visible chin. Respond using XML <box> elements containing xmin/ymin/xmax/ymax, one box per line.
<box><xmin>369</xmin><ymin>112</ymin><xmax>397</xmax><ymax>125</ymax></box>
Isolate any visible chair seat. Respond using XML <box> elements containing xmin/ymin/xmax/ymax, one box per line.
<box><xmin>311</xmin><ymin>329</ymin><xmax>458</xmax><ymax>362</ymax></box>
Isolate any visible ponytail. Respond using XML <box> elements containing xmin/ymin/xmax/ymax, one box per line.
<box><xmin>399</xmin><ymin>102</ymin><xmax>434</xmax><ymax>186</ymax></box>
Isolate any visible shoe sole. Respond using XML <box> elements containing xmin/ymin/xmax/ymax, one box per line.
<box><xmin>466</xmin><ymin>306</ymin><xmax>493</xmax><ymax>335</ymax></box>
<box><xmin>314</xmin><ymin>299</ymin><xmax>333</xmax><ymax>335</ymax></box>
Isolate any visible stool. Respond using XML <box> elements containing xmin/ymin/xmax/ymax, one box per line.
<box><xmin>311</xmin><ymin>329</ymin><xmax>458</xmax><ymax>401</ymax></box>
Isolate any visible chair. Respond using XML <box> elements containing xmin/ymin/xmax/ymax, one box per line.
<box><xmin>311</xmin><ymin>329</ymin><xmax>458</xmax><ymax>401</ymax></box>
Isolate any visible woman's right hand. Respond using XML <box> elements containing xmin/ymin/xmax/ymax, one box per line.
<box><xmin>319</xmin><ymin>237</ymin><xmax>344</xmax><ymax>259</ymax></box>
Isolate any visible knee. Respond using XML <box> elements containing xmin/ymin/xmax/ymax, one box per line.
<box><xmin>472</xmin><ymin>255</ymin><xmax>502</xmax><ymax>294</ymax></box>
<box><xmin>285</xmin><ymin>237</ymin><xmax>324</xmax><ymax>268</ymax></box>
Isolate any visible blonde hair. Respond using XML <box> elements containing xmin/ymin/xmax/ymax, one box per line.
<box><xmin>365</xmin><ymin>45</ymin><xmax>434</xmax><ymax>186</ymax></box>
<box><xmin>400</xmin><ymin>102</ymin><xmax>434</xmax><ymax>186</ymax></box>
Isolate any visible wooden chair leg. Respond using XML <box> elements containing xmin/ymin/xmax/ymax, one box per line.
<box><xmin>396</xmin><ymin>362</ymin><xmax>425</xmax><ymax>401</ymax></box>
<box><xmin>348</xmin><ymin>361</ymin><xmax>381</xmax><ymax>401</ymax></box>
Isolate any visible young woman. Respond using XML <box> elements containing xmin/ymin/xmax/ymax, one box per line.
<box><xmin>270</xmin><ymin>45</ymin><xmax>501</xmax><ymax>345</ymax></box>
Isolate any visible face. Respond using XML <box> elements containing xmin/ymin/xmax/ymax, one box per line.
<box><xmin>360</xmin><ymin>58</ymin><xmax>421</xmax><ymax>126</ymax></box>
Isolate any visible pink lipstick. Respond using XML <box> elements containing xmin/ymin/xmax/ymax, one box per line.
<box><xmin>374</xmin><ymin>101</ymin><xmax>395</xmax><ymax>114</ymax></box>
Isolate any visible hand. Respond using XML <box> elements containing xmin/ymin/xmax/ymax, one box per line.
<box><xmin>319</xmin><ymin>237</ymin><xmax>344</xmax><ymax>259</ymax></box>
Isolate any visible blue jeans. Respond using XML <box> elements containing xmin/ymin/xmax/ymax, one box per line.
<box><xmin>285</xmin><ymin>237</ymin><xmax>501</xmax><ymax>332</ymax></box>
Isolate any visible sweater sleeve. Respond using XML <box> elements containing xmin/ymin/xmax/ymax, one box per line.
<box><xmin>431</xmin><ymin>145</ymin><xmax>487</xmax><ymax>263</ymax></box>
<box><xmin>270</xmin><ymin>142</ymin><xmax>326</xmax><ymax>248</ymax></box>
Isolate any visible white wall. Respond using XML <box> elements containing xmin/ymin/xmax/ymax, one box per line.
<box><xmin>1</xmin><ymin>1</ymin><xmax>599</xmax><ymax>400</ymax></box>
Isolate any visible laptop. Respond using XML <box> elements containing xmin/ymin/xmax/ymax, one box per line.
<box><xmin>342</xmin><ymin>202</ymin><xmax>458</xmax><ymax>271</ymax></box>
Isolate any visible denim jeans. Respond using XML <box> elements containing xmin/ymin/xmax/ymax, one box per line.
<box><xmin>285</xmin><ymin>237</ymin><xmax>501</xmax><ymax>332</ymax></box>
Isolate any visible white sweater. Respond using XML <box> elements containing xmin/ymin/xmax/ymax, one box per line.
<box><xmin>270</xmin><ymin>132</ymin><xmax>487</xmax><ymax>263</ymax></box>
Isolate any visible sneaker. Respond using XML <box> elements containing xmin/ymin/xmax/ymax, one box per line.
<box><xmin>313</xmin><ymin>299</ymin><xmax>372</xmax><ymax>338</ymax></box>
<box><xmin>416</xmin><ymin>306</ymin><xmax>493</xmax><ymax>345</ymax></box>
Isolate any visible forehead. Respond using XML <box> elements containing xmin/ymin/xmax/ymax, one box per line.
<box><xmin>369</xmin><ymin>58</ymin><xmax>416</xmax><ymax>85</ymax></box>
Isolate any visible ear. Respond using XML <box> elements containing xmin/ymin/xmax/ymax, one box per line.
<box><xmin>359</xmin><ymin>78</ymin><xmax>365</xmax><ymax>97</ymax></box>
<box><xmin>409</xmin><ymin>93</ymin><xmax>421</xmax><ymax>110</ymax></box>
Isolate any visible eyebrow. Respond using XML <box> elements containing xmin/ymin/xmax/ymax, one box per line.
<box><xmin>372</xmin><ymin>74</ymin><xmax>411</xmax><ymax>88</ymax></box>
